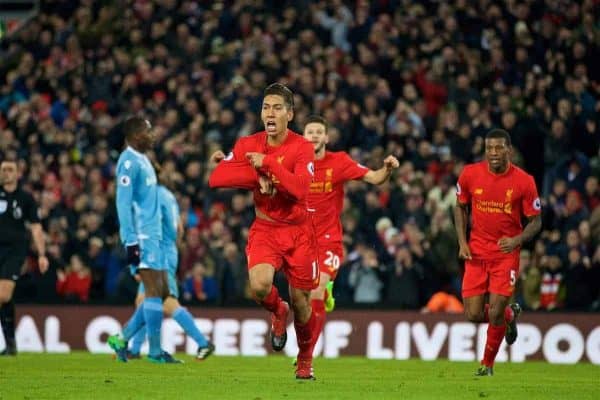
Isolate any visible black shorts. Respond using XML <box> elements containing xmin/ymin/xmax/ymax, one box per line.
<box><xmin>0</xmin><ymin>245</ymin><xmax>27</xmax><ymax>281</ymax></box>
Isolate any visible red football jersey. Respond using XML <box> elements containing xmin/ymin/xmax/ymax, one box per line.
<box><xmin>309</xmin><ymin>151</ymin><xmax>369</xmax><ymax>241</ymax></box>
<box><xmin>456</xmin><ymin>161</ymin><xmax>541</xmax><ymax>259</ymax></box>
<box><xmin>218</xmin><ymin>130</ymin><xmax>314</xmax><ymax>224</ymax></box>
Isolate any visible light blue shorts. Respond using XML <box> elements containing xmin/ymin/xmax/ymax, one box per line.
<box><xmin>138</xmin><ymin>248</ymin><xmax>179</xmax><ymax>297</ymax></box>
<box><xmin>137</xmin><ymin>238</ymin><xmax>166</xmax><ymax>271</ymax></box>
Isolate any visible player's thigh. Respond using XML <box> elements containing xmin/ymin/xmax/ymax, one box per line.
<box><xmin>138</xmin><ymin>269</ymin><xmax>165</xmax><ymax>297</ymax></box>
<box><xmin>488</xmin><ymin>256</ymin><xmax>519</xmax><ymax>298</ymax></box>
<box><xmin>462</xmin><ymin>259</ymin><xmax>488</xmax><ymax>299</ymax></box>
<box><xmin>310</xmin><ymin>271</ymin><xmax>332</xmax><ymax>300</ymax></box>
<box><xmin>284</xmin><ymin>223</ymin><xmax>319</xmax><ymax>292</ymax></box>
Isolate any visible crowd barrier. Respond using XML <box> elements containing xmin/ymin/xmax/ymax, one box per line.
<box><xmin>3</xmin><ymin>306</ymin><xmax>599</xmax><ymax>364</ymax></box>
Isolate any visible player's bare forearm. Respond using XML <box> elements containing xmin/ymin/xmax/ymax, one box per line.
<box><xmin>363</xmin><ymin>155</ymin><xmax>399</xmax><ymax>185</ymax></box>
<box><xmin>31</xmin><ymin>223</ymin><xmax>46</xmax><ymax>256</ymax></box>
<box><xmin>453</xmin><ymin>203</ymin><xmax>469</xmax><ymax>246</ymax></box>
<box><xmin>363</xmin><ymin>167</ymin><xmax>391</xmax><ymax>185</ymax></box>
<box><xmin>516</xmin><ymin>214</ymin><xmax>542</xmax><ymax>245</ymax></box>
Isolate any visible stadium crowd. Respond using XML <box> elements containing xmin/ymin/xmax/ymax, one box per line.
<box><xmin>0</xmin><ymin>0</ymin><xmax>598</xmax><ymax>311</ymax></box>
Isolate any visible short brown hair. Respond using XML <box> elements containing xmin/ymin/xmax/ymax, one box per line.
<box><xmin>305</xmin><ymin>115</ymin><xmax>328</xmax><ymax>132</ymax></box>
<box><xmin>0</xmin><ymin>153</ymin><xmax>18</xmax><ymax>165</ymax></box>
<box><xmin>264</xmin><ymin>83</ymin><xmax>294</xmax><ymax>110</ymax></box>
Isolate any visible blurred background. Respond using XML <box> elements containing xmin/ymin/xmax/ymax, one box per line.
<box><xmin>0</xmin><ymin>0</ymin><xmax>598</xmax><ymax>313</ymax></box>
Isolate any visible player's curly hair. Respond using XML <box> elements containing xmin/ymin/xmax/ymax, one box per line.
<box><xmin>264</xmin><ymin>83</ymin><xmax>294</xmax><ymax>110</ymax></box>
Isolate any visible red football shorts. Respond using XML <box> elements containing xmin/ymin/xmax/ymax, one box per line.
<box><xmin>246</xmin><ymin>218</ymin><xmax>319</xmax><ymax>291</ymax></box>
<box><xmin>462</xmin><ymin>256</ymin><xmax>519</xmax><ymax>298</ymax></box>
<box><xmin>317</xmin><ymin>241</ymin><xmax>344</xmax><ymax>281</ymax></box>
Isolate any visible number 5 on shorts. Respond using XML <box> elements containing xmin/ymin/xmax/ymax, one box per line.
<box><xmin>510</xmin><ymin>270</ymin><xmax>516</xmax><ymax>286</ymax></box>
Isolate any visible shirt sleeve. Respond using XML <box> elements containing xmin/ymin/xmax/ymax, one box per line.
<box><xmin>24</xmin><ymin>192</ymin><xmax>41</xmax><ymax>224</ymax></box>
<box><xmin>262</xmin><ymin>140</ymin><xmax>314</xmax><ymax>201</ymax></box>
<box><xmin>116</xmin><ymin>158</ymin><xmax>139</xmax><ymax>245</ymax></box>
<box><xmin>521</xmin><ymin>175</ymin><xmax>542</xmax><ymax>217</ymax></box>
<box><xmin>208</xmin><ymin>140</ymin><xmax>259</xmax><ymax>190</ymax></box>
<box><xmin>339</xmin><ymin>153</ymin><xmax>369</xmax><ymax>181</ymax></box>
<box><xmin>456</xmin><ymin>168</ymin><xmax>471</xmax><ymax>205</ymax></box>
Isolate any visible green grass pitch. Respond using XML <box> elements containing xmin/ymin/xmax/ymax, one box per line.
<box><xmin>1</xmin><ymin>352</ymin><xmax>597</xmax><ymax>399</ymax></box>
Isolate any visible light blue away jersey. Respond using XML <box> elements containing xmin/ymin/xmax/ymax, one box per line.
<box><xmin>115</xmin><ymin>146</ymin><xmax>161</xmax><ymax>245</ymax></box>
<box><xmin>158</xmin><ymin>185</ymin><xmax>179</xmax><ymax>253</ymax></box>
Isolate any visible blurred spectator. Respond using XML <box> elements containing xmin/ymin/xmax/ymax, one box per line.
<box><xmin>384</xmin><ymin>247</ymin><xmax>423</xmax><ymax>309</ymax></box>
<box><xmin>56</xmin><ymin>255</ymin><xmax>91</xmax><ymax>303</ymax></box>
<box><xmin>539</xmin><ymin>255</ymin><xmax>565</xmax><ymax>311</ymax></box>
<box><xmin>182</xmin><ymin>262</ymin><xmax>218</xmax><ymax>305</ymax></box>
<box><xmin>348</xmin><ymin>248</ymin><xmax>384</xmax><ymax>304</ymax></box>
<box><xmin>515</xmin><ymin>249</ymin><xmax>541</xmax><ymax>311</ymax></box>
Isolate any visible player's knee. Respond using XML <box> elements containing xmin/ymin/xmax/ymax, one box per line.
<box><xmin>292</xmin><ymin>303</ymin><xmax>311</xmax><ymax>324</ymax></box>
<box><xmin>465</xmin><ymin>308</ymin><xmax>484</xmax><ymax>323</ymax></box>
<box><xmin>250</xmin><ymin>279</ymin><xmax>271</xmax><ymax>300</ymax></box>
<box><xmin>487</xmin><ymin>304</ymin><xmax>505</xmax><ymax>324</ymax></box>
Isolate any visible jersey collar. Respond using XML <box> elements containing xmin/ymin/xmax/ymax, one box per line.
<box><xmin>126</xmin><ymin>146</ymin><xmax>145</xmax><ymax>158</ymax></box>
<box><xmin>486</xmin><ymin>161</ymin><xmax>512</xmax><ymax>177</ymax></box>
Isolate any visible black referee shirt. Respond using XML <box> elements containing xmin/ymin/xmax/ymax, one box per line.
<box><xmin>0</xmin><ymin>185</ymin><xmax>40</xmax><ymax>247</ymax></box>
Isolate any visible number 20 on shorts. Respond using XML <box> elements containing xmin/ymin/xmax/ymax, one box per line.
<box><xmin>324</xmin><ymin>251</ymin><xmax>340</xmax><ymax>270</ymax></box>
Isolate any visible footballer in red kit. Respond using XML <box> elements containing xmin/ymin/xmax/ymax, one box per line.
<box><xmin>454</xmin><ymin>129</ymin><xmax>542</xmax><ymax>376</ymax></box>
<box><xmin>208</xmin><ymin>83</ymin><xmax>319</xmax><ymax>380</ymax></box>
<box><xmin>303</xmin><ymin>115</ymin><xmax>399</xmax><ymax>350</ymax></box>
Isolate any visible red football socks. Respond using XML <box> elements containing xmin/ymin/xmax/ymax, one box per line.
<box><xmin>260</xmin><ymin>286</ymin><xmax>283</xmax><ymax>314</ymax></box>
<box><xmin>311</xmin><ymin>299</ymin><xmax>326</xmax><ymax>345</ymax></box>
<box><xmin>295</xmin><ymin>310</ymin><xmax>317</xmax><ymax>360</ymax></box>
<box><xmin>482</xmin><ymin>323</ymin><xmax>506</xmax><ymax>367</ymax></box>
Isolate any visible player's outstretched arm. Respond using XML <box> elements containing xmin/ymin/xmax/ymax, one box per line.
<box><xmin>363</xmin><ymin>155</ymin><xmax>400</xmax><ymax>185</ymax></box>
<box><xmin>453</xmin><ymin>202</ymin><xmax>472</xmax><ymax>260</ymax></box>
